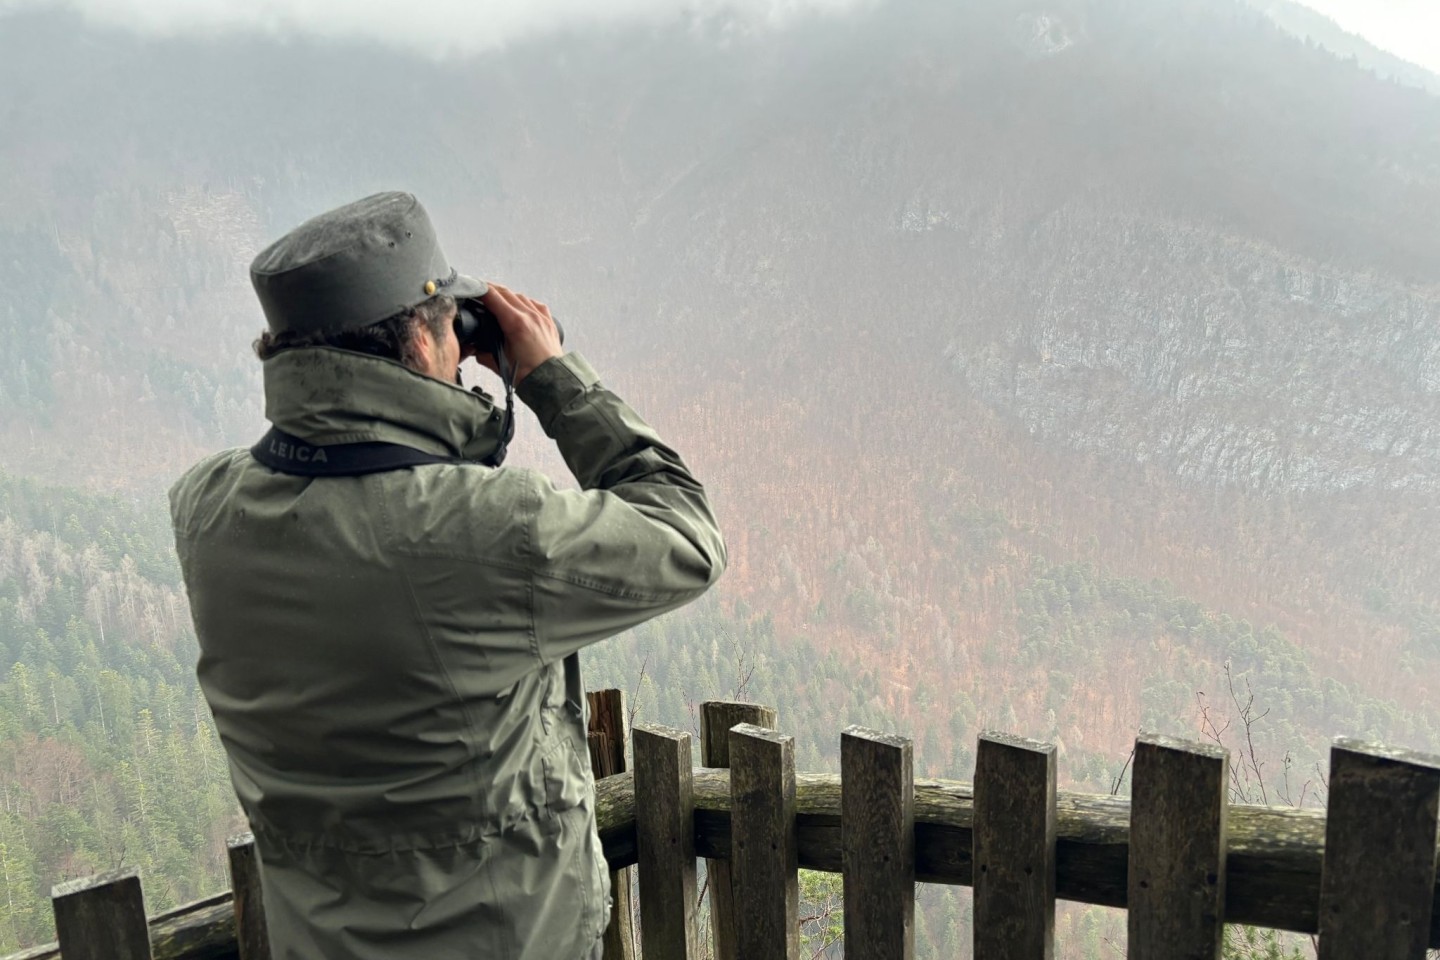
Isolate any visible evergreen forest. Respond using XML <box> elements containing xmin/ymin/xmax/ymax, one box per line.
<box><xmin>2</xmin><ymin>0</ymin><xmax>1439</xmax><ymax>955</ymax></box>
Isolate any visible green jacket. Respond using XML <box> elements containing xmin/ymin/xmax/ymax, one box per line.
<box><xmin>170</xmin><ymin>347</ymin><xmax>725</xmax><ymax>960</ymax></box>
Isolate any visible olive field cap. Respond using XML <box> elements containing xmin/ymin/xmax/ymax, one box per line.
<box><xmin>250</xmin><ymin>191</ymin><xmax>487</xmax><ymax>336</ymax></box>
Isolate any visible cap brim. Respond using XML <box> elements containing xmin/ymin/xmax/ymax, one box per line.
<box><xmin>447</xmin><ymin>273</ymin><xmax>487</xmax><ymax>300</ymax></box>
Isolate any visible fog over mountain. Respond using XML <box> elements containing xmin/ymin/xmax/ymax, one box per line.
<box><xmin>7</xmin><ymin>0</ymin><xmax>1439</xmax><ymax>73</ymax></box>
<box><xmin>4</xmin><ymin>0</ymin><xmax>1438</xmax><ymax>493</ymax></box>
<box><xmin>1256</xmin><ymin>0</ymin><xmax>1440</xmax><ymax>75</ymax></box>
<box><xmin>1</xmin><ymin>0</ymin><xmax>1438</xmax><ymax>953</ymax></box>
<box><xmin>0</xmin><ymin>0</ymin><xmax>874</xmax><ymax>53</ymax></box>
<box><xmin>1250</xmin><ymin>0</ymin><xmax>1440</xmax><ymax>93</ymax></box>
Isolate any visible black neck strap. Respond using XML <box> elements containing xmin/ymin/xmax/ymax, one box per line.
<box><xmin>255</xmin><ymin>347</ymin><xmax>518</xmax><ymax>477</ymax></box>
<box><xmin>251</xmin><ymin>427</ymin><xmax>468</xmax><ymax>477</ymax></box>
<box><xmin>488</xmin><ymin>341</ymin><xmax>517</xmax><ymax>469</ymax></box>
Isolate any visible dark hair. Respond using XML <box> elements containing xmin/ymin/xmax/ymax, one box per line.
<box><xmin>253</xmin><ymin>294</ymin><xmax>456</xmax><ymax>370</ymax></box>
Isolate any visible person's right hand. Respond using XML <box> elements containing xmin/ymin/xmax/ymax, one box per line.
<box><xmin>476</xmin><ymin>282</ymin><xmax>564</xmax><ymax>386</ymax></box>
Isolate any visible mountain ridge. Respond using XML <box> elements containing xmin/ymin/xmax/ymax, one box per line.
<box><xmin>3</xmin><ymin>3</ymin><xmax>1440</xmax><ymax>950</ymax></box>
<box><xmin>1247</xmin><ymin>0</ymin><xmax>1440</xmax><ymax>95</ymax></box>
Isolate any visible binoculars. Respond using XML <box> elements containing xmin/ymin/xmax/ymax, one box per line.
<box><xmin>455</xmin><ymin>298</ymin><xmax>565</xmax><ymax>358</ymax></box>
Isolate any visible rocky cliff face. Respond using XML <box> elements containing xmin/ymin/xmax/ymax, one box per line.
<box><xmin>944</xmin><ymin>208</ymin><xmax>1440</xmax><ymax>493</ymax></box>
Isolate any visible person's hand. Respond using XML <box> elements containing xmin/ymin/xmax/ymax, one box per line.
<box><xmin>472</xmin><ymin>282</ymin><xmax>564</xmax><ymax>386</ymax></box>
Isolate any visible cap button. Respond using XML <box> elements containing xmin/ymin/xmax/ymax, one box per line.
<box><xmin>424</xmin><ymin>280</ymin><xmax>437</xmax><ymax>295</ymax></box>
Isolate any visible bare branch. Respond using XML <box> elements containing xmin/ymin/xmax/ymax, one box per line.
<box><xmin>1110</xmin><ymin>747</ymin><xmax>1135</xmax><ymax>796</ymax></box>
<box><xmin>626</xmin><ymin>653</ymin><xmax>649</xmax><ymax>732</ymax></box>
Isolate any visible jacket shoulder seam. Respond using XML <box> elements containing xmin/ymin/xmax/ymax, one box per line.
<box><xmin>531</xmin><ymin>566</ymin><xmax>705</xmax><ymax>604</ymax></box>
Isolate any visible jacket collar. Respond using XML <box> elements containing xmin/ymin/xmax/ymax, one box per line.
<box><xmin>263</xmin><ymin>347</ymin><xmax>506</xmax><ymax>461</ymax></box>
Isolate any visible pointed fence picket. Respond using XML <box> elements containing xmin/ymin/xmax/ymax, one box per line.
<box><xmin>9</xmin><ymin>694</ymin><xmax>1440</xmax><ymax>960</ymax></box>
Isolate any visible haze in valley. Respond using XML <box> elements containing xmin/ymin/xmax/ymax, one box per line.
<box><xmin>0</xmin><ymin>0</ymin><xmax>1437</xmax><ymax>953</ymax></box>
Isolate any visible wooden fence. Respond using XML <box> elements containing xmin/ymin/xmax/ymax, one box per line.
<box><xmin>8</xmin><ymin>692</ymin><xmax>1440</xmax><ymax>960</ymax></box>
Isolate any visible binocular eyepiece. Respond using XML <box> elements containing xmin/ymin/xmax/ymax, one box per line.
<box><xmin>454</xmin><ymin>299</ymin><xmax>565</xmax><ymax>359</ymax></box>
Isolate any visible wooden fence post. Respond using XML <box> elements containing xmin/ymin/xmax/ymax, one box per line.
<box><xmin>1317</xmin><ymin>738</ymin><xmax>1440</xmax><ymax>960</ymax></box>
<box><xmin>973</xmin><ymin>731</ymin><xmax>1056</xmax><ymax>960</ymax></box>
<box><xmin>841</xmin><ymin>726</ymin><xmax>915</xmax><ymax>960</ymax></box>
<box><xmin>588</xmin><ymin>689</ymin><xmax>636</xmax><ymax>960</ymax></box>
<box><xmin>634</xmin><ymin>723</ymin><xmax>698</xmax><ymax>960</ymax></box>
<box><xmin>52</xmin><ymin>869</ymin><xmax>154</xmax><ymax>960</ymax></box>
<box><xmin>226</xmin><ymin>834</ymin><xmax>271</xmax><ymax>960</ymax></box>
<box><xmin>1127</xmin><ymin>734</ymin><xmax>1228</xmax><ymax>960</ymax></box>
<box><xmin>730</xmin><ymin>722</ymin><xmax>798</xmax><ymax>960</ymax></box>
<box><xmin>701</xmin><ymin>701</ymin><xmax>778</xmax><ymax>960</ymax></box>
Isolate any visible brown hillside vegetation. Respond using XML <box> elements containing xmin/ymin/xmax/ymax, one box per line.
<box><xmin>1</xmin><ymin>0</ymin><xmax>1439</xmax><ymax>951</ymax></box>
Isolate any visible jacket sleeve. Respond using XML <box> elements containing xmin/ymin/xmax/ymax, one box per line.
<box><xmin>514</xmin><ymin>352</ymin><xmax>726</xmax><ymax>663</ymax></box>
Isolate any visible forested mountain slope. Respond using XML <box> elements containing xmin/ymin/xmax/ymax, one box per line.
<box><xmin>1</xmin><ymin>0</ymin><xmax>1438</xmax><ymax>954</ymax></box>
<box><xmin>0</xmin><ymin>475</ymin><xmax>238</xmax><ymax>949</ymax></box>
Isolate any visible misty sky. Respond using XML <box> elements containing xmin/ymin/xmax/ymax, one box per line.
<box><xmin>0</xmin><ymin>0</ymin><xmax>874</xmax><ymax>52</ymax></box>
<box><xmin>1296</xmin><ymin>0</ymin><xmax>1440</xmax><ymax>74</ymax></box>
<box><xmin>0</xmin><ymin>0</ymin><xmax>1436</xmax><ymax>74</ymax></box>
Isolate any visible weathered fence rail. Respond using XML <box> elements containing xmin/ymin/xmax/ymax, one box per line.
<box><xmin>8</xmin><ymin>695</ymin><xmax>1440</xmax><ymax>959</ymax></box>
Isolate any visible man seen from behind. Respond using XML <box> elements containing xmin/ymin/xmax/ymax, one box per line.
<box><xmin>169</xmin><ymin>192</ymin><xmax>726</xmax><ymax>960</ymax></box>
